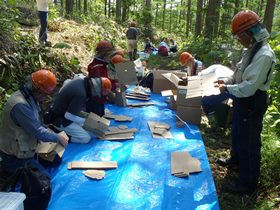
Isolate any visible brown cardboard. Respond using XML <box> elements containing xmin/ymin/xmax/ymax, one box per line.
<box><xmin>147</xmin><ymin>121</ymin><xmax>173</xmax><ymax>139</ymax></box>
<box><xmin>127</xmin><ymin>102</ymin><xmax>155</xmax><ymax>107</ymax></box>
<box><xmin>171</xmin><ymin>151</ymin><xmax>202</xmax><ymax>177</ymax></box>
<box><xmin>83</xmin><ymin>112</ymin><xmax>110</xmax><ymax>133</ymax></box>
<box><xmin>83</xmin><ymin>170</ymin><xmax>105</xmax><ymax>180</ymax></box>
<box><xmin>152</xmin><ymin>70</ymin><xmax>187</xmax><ymax>94</ymax></box>
<box><xmin>176</xmin><ymin>105</ymin><xmax>202</xmax><ymax>125</ymax></box>
<box><xmin>67</xmin><ymin>161</ymin><xmax>118</xmax><ymax>170</ymax></box>
<box><xmin>36</xmin><ymin>131</ymin><xmax>68</xmax><ymax>162</ymax></box>
<box><xmin>115</xmin><ymin>61</ymin><xmax>138</xmax><ymax>85</ymax></box>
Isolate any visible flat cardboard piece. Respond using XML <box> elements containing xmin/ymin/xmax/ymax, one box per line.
<box><xmin>176</xmin><ymin>105</ymin><xmax>202</xmax><ymax>125</ymax></box>
<box><xmin>83</xmin><ymin>170</ymin><xmax>105</xmax><ymax>180</ymax></box>
<box><xmin>115</xmin><ymin>61</ymin><xmax>138</xmax><ymax>85</ymax></box>
<box><xmin>171</xmin><ymin>151</ymin><xmax>202</xmax><ymax>177</ymax></box>
<box><xmin>147</xmin><ymin>121</ymin><xmax>173</xmax><ymax>139</ymax></box>
<box><xmin>128</xmin><ymin>102</ymin><xmax>155</xmax><ymax>107</ymax></box>
<box><xmin>100</xmin><ymin>133</ymin><xmax>134</xmax><ymax>140</ymax></box>
<box><xmin>83</xmin><ymin>112</ymin><xmax>110</xmax><ymax>132</ymax></box>
<box><xmin>103</xmin><ymin>114</ymin><xmax>133</xmax><ymax>122</ymax></box>
<box><xmin>68</xmin><ymin>161</ymin><xmax>118</xmax><ymax>170</ymax></box>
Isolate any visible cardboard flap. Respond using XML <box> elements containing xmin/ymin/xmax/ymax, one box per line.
<box><xmin>36</xmin><ymin>142</ymin><xmax>57</xmax><ymax>154</ymax></box>
<box><xmin>162</xmin><ymin>73</ymin><xmax>181</xmax><ymax>87</ymax></box>
<box><xmin>115</xmin><ymin>61</ymin><xmax>137</xmax><ymax>85</ymax></box>
<box><xmin>83</xmin><ymin>112</ymin><xmax>110</xmax><ymax>132</ymax></box>
<box><xmin>161</xmin><ymin>90</ymin><xmax>174</xmax><ymax>97</ymax></box>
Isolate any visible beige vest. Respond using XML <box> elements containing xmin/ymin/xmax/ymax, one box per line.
<box><xmin>0</xmin><ymin>91</ymin><xmax>37</xmax><ymax>159</ymax></box>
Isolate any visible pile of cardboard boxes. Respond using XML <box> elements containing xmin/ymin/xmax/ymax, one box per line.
<box><xmin>154</xmin><ymin>69</ymin><xmax>219</xmax><ymax>125</ymax></box>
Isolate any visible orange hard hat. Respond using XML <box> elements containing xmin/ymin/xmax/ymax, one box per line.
<box><xmin>115</xmin><ymin>49</ymin><xmax>125</xmax><ymax>57</ymax></box>
<box><xmin>96</xmin><ymin>40</ymin><xmax>113</xmax><ymax>54</ymax></box>
<box><xmin>180</xmin><ymin>52</ymin><xmax>193</xmax><ymax>66</ymax></box>
<box><xmin>111</xmin><ymin>54</ymin><xmax>124</xmax><ymax>64</ymax></box>
<box><xmin>231</xmin><ymin>10</ymin><xmax>260</xmax><ymax>35</ymax></box>
<box><xmin>130</xmin><ymin>21</ymin><xmax>136</xmax><ymax>27</ymax></box>
<box><xmin>101</xmin><ymin>77</ymin><xmax>112</xmax><ymax>96</ymax></box>
<box><xmin>31</xmin><ymin>69</ymin><xmax>57</xmax><ymax>95</ymax></box>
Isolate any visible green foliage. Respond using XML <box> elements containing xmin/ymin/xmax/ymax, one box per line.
<box><xmin>180</xmin><ymin>35</ymin><xmax>241</xmax><ymax>68</ymax></box>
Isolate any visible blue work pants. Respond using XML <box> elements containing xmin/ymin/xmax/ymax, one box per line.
<box><xmin>232</xmin><ymin>90</ymin><xmax>268</xmax><ymax>188</ymax></box>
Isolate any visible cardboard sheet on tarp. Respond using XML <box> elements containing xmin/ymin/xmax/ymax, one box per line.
<box><xmin>47</xmin><ymin>86</ymin><xmax>219</xmax><ymax>210</ymax></box>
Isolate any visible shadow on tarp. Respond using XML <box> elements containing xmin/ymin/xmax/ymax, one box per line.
<box><xmin>47</xmin><ymin>91</ymin><xmax>219</xmax><ymax>210</ymax></box>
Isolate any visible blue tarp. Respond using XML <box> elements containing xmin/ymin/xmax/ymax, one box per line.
<box><xmin>48</xmin><ymin>92</ymin><xmax>219</xmax><ymax>210</ymax></box>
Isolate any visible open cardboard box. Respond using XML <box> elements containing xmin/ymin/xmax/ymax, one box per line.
<box><xmin>152</xmin><ymin>70</ymin><xmax>188</xmax><ymax>94</ymax></box>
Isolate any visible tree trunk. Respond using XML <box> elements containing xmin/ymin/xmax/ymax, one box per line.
<box><xmin>155</xmin><ymin>3</ymin><xmax>159</xmax><ymax>26</ymax></box>
<box><xmin>185</xmin><ymin>0</ymin><xmax>191</xmax><ymax>36</ymax></box>
<box><xmin>195</xmin><ymin>0</ymin><xmax>203</xmax><ymax>37</ymax></box>
<box><xmin>122</xmin><ymin>1</ymin><xmax>128</xmax><ymax>22</ymax></box>
<box><xmin>108</xmin><ymin>0</ymin><xmax>111</xmax><ymax>18</ymax></box>
<box><xmin>65</xmin><ymin>0</ymin><xmax>73</xmax><ymax>17</ymax></box>
<box><xmin>84</xmin><ymin>0</ymin><xmax>87</xmax><ymax>14</ymax></box>
<box><xmin>263</xmin><ymin>0</ymin><xmax>276</xmax><ymax>33</ymax></box>
<box><xmin>116</xmin><ymin>0</ymin><xmax>121</xmax><ymax>23</ymax></box>
<box><xmin>204</xmin><ymin>0</ymin><xmax>220</xmax><ymax>40</ymax></box>
<box><xmin>169</xmin><ymin>2</ymin><xmax>173</xmax><ymax>32</ymax></box>
<box><xmin>104</xmin><ymin>0</ymin><xmax>107</xmax><ymax>16</ymax></box>
<box><xmin>162</xmin><ymin>0</ymin><xmax>166</xmax><ymax>30</ymax></box>
<box><xmin>234</xmin><ymin>0</ymin><xmax>240</xmax><ymax>14</ymax></box>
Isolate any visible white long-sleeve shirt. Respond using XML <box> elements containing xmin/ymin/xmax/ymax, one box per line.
<box><xmin>225</xmin><ymin>43</ymin><xmax>276</xmax><ymax>98</ymax></box>
<box><xmin>36</xmin><ymin>0</ymin><xmax>53</xmax><ymax>12</ymax></box>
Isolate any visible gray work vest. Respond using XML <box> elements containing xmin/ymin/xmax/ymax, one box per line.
<box><xmin>0</xmin><ymin>91</ymin><xmax>37</xmax><ymax>159</ymax></box>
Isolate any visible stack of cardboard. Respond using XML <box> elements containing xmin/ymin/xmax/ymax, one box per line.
<box><xmin>147</xmin><ymin>121</ymin><xmax>173</xmax><ymax>139</ymax></box>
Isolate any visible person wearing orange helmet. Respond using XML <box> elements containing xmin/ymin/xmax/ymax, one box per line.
<box><xmin>126</xmin><ymin>20</ymin><xmax>140</xmax><ymax>61</ymax></box>
<box><xmin>202</xmin><ymin>10</ymin><xmax>276</xmax><ymax>194</ymax></box>
<box><xmin>180</xmin><ymin>52</ymin><xmax>203</xmax><ymax>76</ymax></box>
<box><xmin>0</xmin><ymin>70</ymin><xmax>68</xmax><ymax>202</ymax></box>
<box><xmin>48</xmin><ymin>76</ymin><xmax>112</xmax><ymax>144</ymax></box>
<box><xmin>87</xmin><ymin>40</ymin><xmax>123</xmax><ymax>115</ymax></box>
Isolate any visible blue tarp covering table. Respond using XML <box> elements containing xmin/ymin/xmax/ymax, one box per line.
<box><xmin>48</xmin><ymin>92</ymin><xmax>219</xmax><ymax>210</ymax></box>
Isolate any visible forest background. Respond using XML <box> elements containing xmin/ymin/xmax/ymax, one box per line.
<box><xmin>0</xmin><ymin>0</ymin><xmax>279</xmax><ymax>209</ymax></box>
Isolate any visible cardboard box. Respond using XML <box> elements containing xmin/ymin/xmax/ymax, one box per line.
<box><xmin>115</xmin><ymin>61</ymin><xmax>138</xmax><ymax>85</ymax></box>
<box><xmin>176</xmin><ymin>105</ymin><xmax>202</xmax><ymax>125</ymax></box>
<box><xmin>152</xmin><ymin>70</ymin><xmax>188</xmax><ymax>94</ymax></box>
